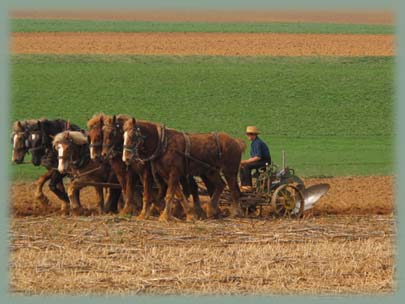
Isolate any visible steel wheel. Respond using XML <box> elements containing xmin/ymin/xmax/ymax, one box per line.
<box><xmin>271</xmin><ymin>184</ymin><xmax>305</xmax><ymax>218</ymax></box>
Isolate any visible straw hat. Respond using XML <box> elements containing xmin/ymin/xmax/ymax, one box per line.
<box><xmin>246</xmin><ymin>126</ymin><xmax>260</xmax><ymax>134</ymax></box>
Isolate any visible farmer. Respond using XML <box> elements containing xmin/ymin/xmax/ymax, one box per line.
<box><xmin>240</xmin><ymin>126</ymin><xmax>271</xmax><ymax>192</ymax></box>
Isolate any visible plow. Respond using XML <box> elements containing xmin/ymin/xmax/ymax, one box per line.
<box><xmin>215</xmin><ymin>151</ymin><xmax>330</xmax><ymax>218</ymax></box>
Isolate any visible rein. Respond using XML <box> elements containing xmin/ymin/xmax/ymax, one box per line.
<box><xmin>103</xmin><ymin>124</ymin><xmax>124</xmax><ymax>159</ymax></box>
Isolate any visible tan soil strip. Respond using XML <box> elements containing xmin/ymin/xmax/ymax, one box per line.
<box><xmin>11</xmin><ymin>10</ymin><xmax>393</xmax><ymax>25</ymax></box>
<box><xmin>10</xmin><ymin>176</ymin><xmax>393</xmax><ymax>217</ymax></box>
<box><xmin>305</xmin><ymin>176</ymin><xmax>394</xmax><ymax>215</ymax></box>
<box><xmin>11</xmin><ymin>32</ymin><xmax>394</xmax><ymax>56</ymax></box>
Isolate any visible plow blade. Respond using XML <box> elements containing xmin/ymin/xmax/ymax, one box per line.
<box><xmin>293</xmin><ymin>183</ymin><xmax>330</xmax><ymax>214</ymax></box>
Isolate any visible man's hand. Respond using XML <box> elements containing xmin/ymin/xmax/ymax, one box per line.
<box><xmin>241</xmin><ymin>156</ymin><xmax>261</xmax><ymax>166</ymax></box>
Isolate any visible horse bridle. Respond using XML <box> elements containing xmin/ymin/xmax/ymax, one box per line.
<box><xmin>102</xmin><ymin>124</ymin><xmax>124</xmax><ymax>159</ymax></box>
<box><xmin>123</xmin><ymin>123</ymin><xmax>167</xmax><ymax>163</ymax></box>
<box><xmin>88</xmin><ymin>124</ymin><xmax>103</xmax><ymax>150</ymax></box>
<box><xmin>28</xmin><ymin>130</ymin><xmax>47</xmax><ymax>153</ymax></box>
<box><xmin>11</xmin><ymin>130</ymin><xmax>30</xmax><ymax>153</ymax></box>
<box><xmin>57</xmin><ymin>138</ymin><xmax>88</xmax><ymax>170</ymax></box>
<box><xmin>123</xmin><ymin>124</ymin><xmax>146</xmax><ymax>161</ymax></box>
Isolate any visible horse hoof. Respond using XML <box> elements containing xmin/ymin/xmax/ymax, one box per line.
<box><xmin>71</xmin><ymin>207</ymin><xmax>90</xmax><ymax>216</ymax></box>
<box><xmin>229</xmin><ymin>208</ymin><xmax>244</xmax><ymax>218</ymax></box>
<box><xmin>158</xmin><ymin>213</ymin><xmax>175</xmax><ymax>222</ymax></box>
<box><xmin>136</xmin><ymin>212</ymin><xmax>150</xmax><ymax>220</ymax></box>
<box><xmin>59</xmin><ymin>209</ymin><xmax>70</xmax><ymax>216</ymax></box>
<box><xmin>229</xmin><ymin>212</ymin><xmax>243</xmax><ymax>218</ymax></box>
<box><xmin>35</xmin><ymin>194</ymin><xmax>50</xmax><ymax>207</ymax></box>
<box><xmin>186</xmin><ymin>214</ymin><xmax>197</xmax><ymax>222</ymax></box>
<box><xmin>206</xmin><ymin>207</ymin><xmax>221</xmax><ymax>219</ymax></box>
<box><xmin>120</xmin><ymin>206</ymin><xmax>136</xmax><ymax>216</ymax></box>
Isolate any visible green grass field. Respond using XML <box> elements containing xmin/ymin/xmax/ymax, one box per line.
<box><xmin>10</xmin><ymin>55</ymin><xmax>394</xmax><ymax>180</ymax></box>
<box><xmin>11</xmin><ymin>19</ymin><xmax>394</xmax><ymax>34</ymax></box>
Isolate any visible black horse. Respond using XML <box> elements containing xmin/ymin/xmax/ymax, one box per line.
<box><xmin>24</xmin><ymin>119</ymin><xmax>81</xmax><ymax>207</ymax></box>
<box><xmin>26</xmin><ymin>119</ymin><xmax>121</xmax><ymax>212</ymax></box>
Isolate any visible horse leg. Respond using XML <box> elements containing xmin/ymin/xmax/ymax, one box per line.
<box><xmin>120</xmin><ymin>169</ymin><xmax>138</xmax><ymax>216</ymax></box>
<box><xmin>48</xmin><ymin>171</ymin><xmax>69</xmax><ymax>203</ymax></box>
<box><xmin>105</xmin><ymin>187</ymin><xmax>121</xmax><ymax>213</ymax></box>
<box><xmin>137</xmin><ymin>169</ymin><xmax>155</xmax><ymax>220</ymax></box>
<box><xmin>186</xmin><ymin>176</ymin><xmax>206</xmax><ymax>220</ymax></box>
<box><xmin>153</xmin><ymin>174</ymin><xmax>167</xmax><ymax>213</ymax></box>
<box><xmin>204</xmin><ymin>172</ymin><xmax>225</xmax><ymax>218</ymax></box>
<box><xmin>34</xmin><ymin>170</ymin><xmax>53</xmax><ymax>208</ymax></box>
<box><xmin>95</xmin><ymin>186</ymin><xmax>105</xmax><ymax>214</ymax></box>
<box><xmin>104</xmin><ymin>173</ymin><xmax>121</xmax><ymax>213</ymax></box>
<box><xmin>174</xmin><ymin>187</ymin><xmax>200</xmax><ymax>222</ymax></box>
<box><xmin>110</xmin><ymin>161</ymin><xmax>131</xmax><ymax>215</ymax></box>
<box><xmin>224</xmin><ymin>173</ymin><xmax>243</xmax><ymax>218</ymax></box>
<box><xmin>158</xmin><ymin>173</ymin><xmax>181</xmax><ymax>222</ymax></box>
<box><xmin>67</xmin><ymin>182</ymin><xmax>86</xmax><ymax>216</ymax></box>
<box><xmin>201</xmin><ymin>174</ymin><xmax>215</xmax><ymax>197</ymax></box>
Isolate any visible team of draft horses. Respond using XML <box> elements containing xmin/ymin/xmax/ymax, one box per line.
<box><xmin>11</xmin><ymin>114</ymin><xmax>248</xmax><ymax>221</ymax></box>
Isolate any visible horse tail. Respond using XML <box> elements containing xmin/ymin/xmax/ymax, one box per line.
<box><xmin>236</xmin><ymin>139</ymin><xmax>247</xmax><ymax>153</ymax></box>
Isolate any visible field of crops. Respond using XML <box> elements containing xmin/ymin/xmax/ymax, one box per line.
<box><xmin>9</xmin><ymin>10</ymin><xmax>396</xmax><ymax>296</ymax></box>
<box><xmin>11</xmin><ymin>55</ymin><xmax>393</xmax><ymax>179</ymax></box>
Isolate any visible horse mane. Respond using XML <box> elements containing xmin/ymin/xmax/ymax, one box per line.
<box><xmin>53</xmin><ymin>131</ymin><xmax>88</xmax><ymax>146</ymax></box>
<box><xmin>104</xmin><ymin>114</ymin><xmax>131</xmax><ymax>127</ymax></box>
<box><xmin>87</xmin><ymin>113</ymin><xmax>107</xmax><ymax>128</ymax></box>
<box><xmin>12</xmin><ymin>119</ymin><xmax>40</xmax><ymax>132</ymax></box>
<box><xmin>123</xmin><ymin>118</ymin><xmax>159</xmax><ymax>131</ymax></box>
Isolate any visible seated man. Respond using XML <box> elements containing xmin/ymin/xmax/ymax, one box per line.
<box><xmin>239</xmin><ymin>126</ymin><xmax>271</xmax><ymax>191</ymax></box>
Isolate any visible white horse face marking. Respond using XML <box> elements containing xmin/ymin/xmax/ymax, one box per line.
<box><xmin>122</xmin><ymin>131</ymin><xmax>128</xmax><ymax>162</ymax></box>
<box><xmin>57</xmin><ymin>144</ymin><xmax>66</xmax><ymax>173</ymax></box>
<box><xmin>90</xmin><ymin>145</ymin><xmax>96</xmax><ymax>160</ymax></box>
<box><xmin>11</xmin><ymin>134</ymin><xmax>18</xmax><ymax>161</ymax></box>
<box><xmin>31</xmin><ymin>134</ymin><xmax>38</xmax><ymax>141</ymax></box>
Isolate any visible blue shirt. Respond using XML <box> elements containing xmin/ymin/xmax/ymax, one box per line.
<box><xmin>250</xmin><ymin>137</ymin><xmax>271</xmax><ymax>161</ymax></box>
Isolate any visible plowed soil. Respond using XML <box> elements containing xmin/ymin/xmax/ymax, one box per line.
<box><xmin>9</xmin><ymin>176</ymin><xmax>395</xmax><ymax>295</ymax></box>
<box><xmin>11</xmin><ymin>32</ymin><xmax>394</xmax><ymax>56</ymax></box>
<box><xmin>11</xmin><ymin>10</ymin><xmax>393</xmax><ymax>24</ymax></box>
<box><xmin>10</xmin><ymin>175</ymin><xmax>394</xmax><ymax>217</ymax></box>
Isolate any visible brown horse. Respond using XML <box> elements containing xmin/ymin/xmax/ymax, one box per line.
<box><xmin>53</xmin><ymin>131</ymin><xmax>121</xmax><ymax>215</ymax></box>
<box><xmin>11</xmin><ymin>120</ymin><xmax>32</xmax><ymax>164</ymax></box>
<box><xmin>100</xmin><ymin>114</ymin><xmax>146</xmax><ymax>216</ymax></box>
<box><xmin>123</xmin><ymin>118</ymin><xmax>246</xmax><ymax>221</ymax></box>
<box><xmin>87</xmin><ymin>113</ymin><xmax>105</xmax><ymax>162</ymax></box>
<box><xmin>96</xmin><ymin>114</ymin><xmax>209</xmax><ymax>219</ymax></box>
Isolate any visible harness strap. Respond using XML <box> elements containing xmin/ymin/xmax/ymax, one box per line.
<box><xmin>175</xmin><ymin>150</ymin><xmax>220</xmax><ymax>172</ymax></box>
<box><xmin>182</xmin><ymin>132</ymin><xmax>191</xmax><ymax>175</ymax></box>
<box><xmin>134</xmin><ymin>124</ymin><xmax>167</xmax><ymax>162</ymax></box>
<box><xmin>89</xmin><ymin>142</ymin><xmax>102</xmax><ymax>148</ymax></box>
<box><xmin>150</xmin><ymin>161</ymin><xmax>159</xmax><ymax>187</ymax></box>
<box><xmin>212</xmin><ymin>132</ymin><xmax>222</xmax><ymax>161</ymax></box>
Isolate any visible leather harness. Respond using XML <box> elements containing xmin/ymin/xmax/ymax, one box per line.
<box><xmin>180</xmin><ymin>132</ymin><xmax>222</xmax><ymax>175</ymax></box>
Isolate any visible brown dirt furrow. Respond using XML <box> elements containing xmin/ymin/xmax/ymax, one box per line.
<box><xmin>10</xmin><ymin>176</ymin><xmax>394</xmax><ymax>217</ymax></box>
<box><xmin>305</xmin><ymin>175</ymin><xmax>394</xmax><ymax>216</ymax></box>
<box><xmin>11</xmin><ymin>32</ymin><xmax>394</xmax><ymax>56</ymax></box>
<box><xmin>11</xmin><ymin>10</ymin><xmax>394</xmax><ymax>25</ymax></box>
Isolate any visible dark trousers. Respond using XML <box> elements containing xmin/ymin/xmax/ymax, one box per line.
<box><xmin>240</xmin><ymin>160</ymin><xmax>269</xmax><ymax>186</ymax></box>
